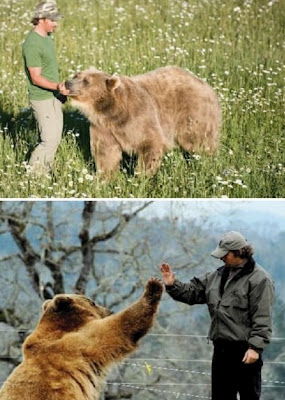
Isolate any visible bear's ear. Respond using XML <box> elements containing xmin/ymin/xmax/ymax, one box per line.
<box><xmin>42</xmin><ymin>299</ymin><xmax>52</xmax><ymax>311</ymax></box>
<box><xmin>106</xmin><ymin>76</ymin><xmax>121</xmax><ymax>91</ymax></box>
<box><xmin>53</xmin><ymin>297</ymin><xmax>74</xmax><ymax>313</ymax></box>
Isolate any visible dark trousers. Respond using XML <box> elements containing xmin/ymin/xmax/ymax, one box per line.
<box><xmin>212</xmin><ymin>341</ymin><xmax>262</xmax><ymax>400</ymax></box>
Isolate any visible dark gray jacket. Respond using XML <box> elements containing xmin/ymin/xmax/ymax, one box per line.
<box><xmin>166</xmin><ymin>257</ymin><xmax>274</xmax><ymax>351</ymax></box>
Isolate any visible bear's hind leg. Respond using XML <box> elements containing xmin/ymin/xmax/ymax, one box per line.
<box><xmin>177</xmin><ymin>112</ymin><xmax>220</xmax><ymax>155</ymax></box>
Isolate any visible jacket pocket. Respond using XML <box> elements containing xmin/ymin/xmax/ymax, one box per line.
<box><xmin>223</xmin><ymin>290</ymin><xmax>246</xmax><ymax>310</ymax></box>
<box><xmin>223</xmin><ymin>291</ymin><xmax>250</xmax><ymax>326</ymax></box>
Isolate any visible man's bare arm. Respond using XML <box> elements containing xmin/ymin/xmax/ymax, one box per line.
<box><xmin>28</xmin><ymin>67</ymin><xmax>69</xmax><ymax>95</ymax></box>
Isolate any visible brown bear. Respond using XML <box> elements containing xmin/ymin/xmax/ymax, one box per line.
<box><xmin>0</xmin><ymin>278</ymin><xmax>163</xmax><ymax>400</ymax></box>
<box><xmin>65</xmin><ymin>66</ymin><xmax>222</xmax><ymax>177</ymax></box>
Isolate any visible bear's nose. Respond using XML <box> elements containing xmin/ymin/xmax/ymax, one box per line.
<box><xmin>65</xmin><ymin>80</ymin><xmax>72</xmax><ymax>90</ymax></box>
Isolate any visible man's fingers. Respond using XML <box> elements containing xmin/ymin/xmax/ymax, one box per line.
<box><xmin>242</xmin><ymin>349</ymin><xmax>259</xmax><ymax>364</ymax></box>
<box><xmin>160</xmin><ymin>262</ymin><xmax>170</xmax><ymax>272</ymax></box>
<box><xmin>58</xmin><ymin>82</ymin><xmax>70</xmax><ymax>95</ymax></box>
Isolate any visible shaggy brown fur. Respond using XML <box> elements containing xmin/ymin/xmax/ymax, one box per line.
<box><xmin>0</xmin><ymin>278</ymin><xmax>163</xmax><ymax>400</ymax></box>
<box><xmin>65</xmin><ymin>66</ymin><xmax>222</xmax><ymax>177</ymax></box>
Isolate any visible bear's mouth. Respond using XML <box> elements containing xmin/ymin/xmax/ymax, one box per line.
<box><xmin>64</xmin><ymin>80</ymin><xmax>80</xmax><ymax>96</ymax></box>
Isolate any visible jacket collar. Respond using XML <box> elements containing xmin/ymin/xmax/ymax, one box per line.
<box><xmin>217</xmin><ymin>256</ymin><xmax>256</xmax><ymax>277</ymax></box>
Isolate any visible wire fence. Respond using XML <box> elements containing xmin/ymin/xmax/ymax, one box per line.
<box><xmin>1</xmin><ymin>331</ymin><xmax>285</xmax><ymax>399</ymax></box>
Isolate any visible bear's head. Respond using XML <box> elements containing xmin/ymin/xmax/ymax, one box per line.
<box><xmin>65</xmin><ymin>68</ymin><xmax>121</xmax><ymax>113</ymax></box>
<box><xmin>41</xmin><ymin>294</ymin><xmax>112</xmax><ymax>331</ymax></box>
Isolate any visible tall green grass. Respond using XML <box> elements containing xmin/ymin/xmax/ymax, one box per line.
<box><xmin>0</xmin><ymin>0</ymin><xmax>284</xmax><ymax>198</ymax></box>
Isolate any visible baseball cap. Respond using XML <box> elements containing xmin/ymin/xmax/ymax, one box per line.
<box><xmin>34</xmin><ymin>2</ymin><xmax>63</xmax><ymax>21</ymax></box>
<box><xmin>211</xmin><ymin>231</ymin><xmax>248</xmax><ymax>259</ymax></box>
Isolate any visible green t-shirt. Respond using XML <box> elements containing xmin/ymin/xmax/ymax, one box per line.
<box><xmin>22</xmin><ymin>30</ymin><xmax>59</xmax><ymax>100</ymax></box>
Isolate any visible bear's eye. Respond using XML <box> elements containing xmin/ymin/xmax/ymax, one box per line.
<box><xmin>83</xmin><ymin>77</ymin><xmax>90</xmax><ymax>85</ymax></box>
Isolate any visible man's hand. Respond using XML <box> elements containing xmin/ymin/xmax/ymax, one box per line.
<box><xmin>57</xmin><ymin>82</ymin><xmax>70</xmax><ymax>96</ymax></box>
<box><xmin>242</xmin><ymin>348</ymin><xmax>259</xmax><ymax>364</ymax></box>
<box><xmin>160</xmin><ymin>262</ymin><xmax>175</xmax><ymax>286</ymax></box>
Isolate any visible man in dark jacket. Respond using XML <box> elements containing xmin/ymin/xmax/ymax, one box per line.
<box><xmin>160</xmin><ymin>231</ymin><xmax>274</xmax><ymax>400</ymax></box>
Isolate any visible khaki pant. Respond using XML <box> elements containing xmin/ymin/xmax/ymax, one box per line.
<box><xmin>29</xmin><ymin>97</ymin><xmax>63</xmax><ymax>170</ymax></box>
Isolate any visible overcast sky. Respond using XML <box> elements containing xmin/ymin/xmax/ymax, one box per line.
<box><xmin>141</xmin><ymin>199</ymin><xmax>285</xmax><ymax>220</ymax></box>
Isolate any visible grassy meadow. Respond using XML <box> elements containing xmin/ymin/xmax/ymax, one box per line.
<box><xmin>0</xmin><ymin>0</ymin><xmax>284</xmax><ymax>198</ymax></box>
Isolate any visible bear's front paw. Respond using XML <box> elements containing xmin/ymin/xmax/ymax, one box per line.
<box><xmin>144</xmin><ymin>277</ymin><xmax>163</xmax><ymax>303</ymax></box>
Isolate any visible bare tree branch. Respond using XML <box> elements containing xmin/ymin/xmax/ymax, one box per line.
<box><xmin>75</xmin><ymin>202</ymin><xmax>96</xmax><ymax>294</ymax></box>
<box><xmin>108</xmin><ymin>283</ymin><xmax>137</xmax><ymax>309</ymax></box>
<box><xmin>90</xmin><ymin>201</ymin><xmax>153</xmax><ymax>244</ymax></box>
<box><xmin>75</xmin><ymin>201</ymin><xmax>153</xmax><ymax>294</ymax></box>
<box><xmin>7</xmin><ymin>214</ymin><xmax>41</xmax><ymax>297</ymax></box>
<box><xmin>0</xmin><ymin>357</ymin><xmax>19</xmax><ymax>367</ymax></box>
<box><xmin>0</xmin><ymin>254</ymin><xmax>19</xmax><ymax>263</ymax></box>
<box><xmin>43</xmin><ymin>202</ymin><xmax>64</xmax><ymax>295</ymax></box>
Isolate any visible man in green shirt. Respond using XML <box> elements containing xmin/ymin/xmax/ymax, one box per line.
<box><xmin>22</xmin><ymin>1</ymin><xmax>69</xmax><ymax>174</ymax></box>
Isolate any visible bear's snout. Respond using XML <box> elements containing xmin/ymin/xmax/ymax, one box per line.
<box><xmin>64</xmin><ymin>80</ymin><xmax>80</xmax><ymax>97</ymax></box>
<box><xmin>65</xmin><ymin>80</ymin><xmax>72</xmax><ymax>90</ymax></box>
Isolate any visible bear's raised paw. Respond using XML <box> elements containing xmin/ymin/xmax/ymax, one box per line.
<box><xmin>144</xmin><ymin>277</ymin><xmax>163</xmax><ymax>303</ymax></box>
